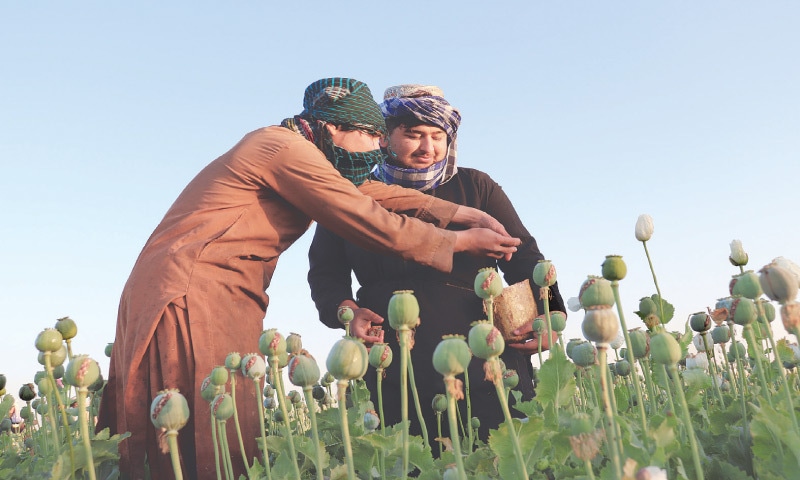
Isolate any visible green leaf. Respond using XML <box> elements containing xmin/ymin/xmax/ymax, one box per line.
<box><xmin>534</xmin><ymin>347</ymin><xmax>577</xmax><ymax>414</ymax></box>
<box><xmin>651</xmin><ymin>294</ymin><xmax>675</xmax><ymax>324</ymax></box>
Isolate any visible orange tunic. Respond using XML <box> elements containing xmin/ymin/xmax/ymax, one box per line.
<box><xmin>98</xmin><ymin>127</ymin><xmax>459</xmax><ymax>479</ymax></box>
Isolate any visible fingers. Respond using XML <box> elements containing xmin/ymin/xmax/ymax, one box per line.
<box><xmin>513</xmin><ymin>322</ymin><xmax>534</xmax><ymax>336</ymax></box>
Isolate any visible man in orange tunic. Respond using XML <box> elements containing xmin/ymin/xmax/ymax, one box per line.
<box><xmin>97</xmin><ymin>77</ymin><xmax>520</xmax><ymax>479</ymax></box>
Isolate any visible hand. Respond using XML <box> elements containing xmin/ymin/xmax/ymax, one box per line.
<box><xmin>453</xmin><ymin>228</ymin><xmax>520</xmax><ymax>261</ymax></box>
<box><xmin>348</xmin><ymin>307</ymin><xmax>385</xmax><ymax>347</ymax></box>
<box><xmin>452</xmin><ymin>206</ymin><xmax>511</xmax><ymax>237</ymax></box>
<box><xmin>506</xmin><ymin>325</ymin><xmax>558</xmax><ymax>354</ymax></box>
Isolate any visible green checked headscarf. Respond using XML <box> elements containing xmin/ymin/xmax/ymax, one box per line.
<box><xmin>281</xmin><ymin>78</ymin><xmax>387</xmax><ymax>185</ymax></box>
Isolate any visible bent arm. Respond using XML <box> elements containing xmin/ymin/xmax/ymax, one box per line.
<box><xmin>307</xmin><ymin>224</ymin><xmax>355</xmax><ymax>329</ymax></box>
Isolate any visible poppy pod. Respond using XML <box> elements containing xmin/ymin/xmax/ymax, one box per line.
<box><xmin>578</xmin><ymin>276</ymin><xmax>615</xmax><ymax>309</ymax></box>
<box><xmin>503</xmin><ymin>368</ymin><xmax>519</xmax><ymax>389</ymax></box>
<box><xmin>468</xmin><ymin>320</ymin><xmax>505</xmax><ymax>359</ymax></box>
<box><xmin>474</xmin><ymin>267</ymin><xmax>503</xmax><ymax>299</ymax></box>
<box><xmin>615</xmin><ymin>359</ymin><xmax>631</xmax><ymax>377</ymax></box>
<box><xmin>288</xmin><ymin>350</ymin><xmax>320</xmax><ymax>387</ymax></box>
<box><xmin>689</xmin><ymin>312</ymin><xmax>711</xmax><ymax>333</ymax></box>
<box><xmin>39</xmin><ymin>345</ymin><xmax>68</xmax><ymax>368</ymax></box>
<box><xmin>55</xmin><ymin>316</ymin><xmax>78</xmax><ymax>341</ymax></box>
<box><xmin>730</xmin><ymin>271</ymin><xmax>763</xmax><ymax>300</ymax></box>
<box><xmin>431</xmin><ymin>393</ymin><xmax>448</xmax><ymax>413</ymax></box>
<box><xmin>550</xmin><ymin>311</ymin><xmax>568</xmax><ymax>332</ymax></box>
<box><xmin>286</xmin><ymin>333</ymin><xmax>303</xmax><ymax>355</ymax></box>
<box><xmin>35</xmin><ymin>328</ymin><xmax>63</xmax><ymax>353</ymax></box>
<box><xmin>570</xmin><ymin>341</ymin><xmax>597</xmax><ymax>367</ymax></box>
<box><xmin>727</xmin><ymin>342</ymin><xmax>747</xmax><ymax>362</ymax></box>
<box><xmin>731</xmin><ymin>297</ymin><xmax>758</xmax><ymax>326</ymax></box>
<box><xmin>326</xmin><ymin>336</ymin><xmax>368</xmax><ymax>381</ymax></box>
<box><xmin>211</xmin><ymin>393</ymin><xmax>234</xmax><ymax>420</ymax></box>
<box><xmin>711</xmin><ymin>324</ymin><xmax>730</xmax><ymax>344</ymax></box>
<box><xmin>533</xmin><ymin>260</ymin><xmax>557</xmax><ymax>287</ymax></box>
<box><xmin>368</xmin><ymin>343</ymin><xmax>393</xmax><ymax>369</ymax></box>
<box><xmin>566</xmin><ymin>338</ymin><xmax>584</xmax><ymax>358</ymax></box>
<box><xmin>650</xmin><ymin>331</ymin><xmax>682</xmax><ymax>365</ymax></box>
<box><xmin>209</xmin><ymin>366</ymin><xmax>229</xmax><ymax>386</ymax></box>
<box><xmin>104</xmin><ymin>343</ymin><xmax>113</xmax><ymax>358</ymax></box>
<box><xmin>581</xmin><ymin>306</ymin><xmax>620</xmax><ymax>344</ymax></box>
<box><xmin>432</xmin><ymin>335</ymin><xmax>472</xmax><ymax>377</ymax></box>
<box><xmin>64</xmin><ymin>355</ymin><xmax>100</xmax><ymax>388</ymax></box>
<box><xmin>241</xmin><ymin>353</ymin><xmax>267</xmax><ymax>379</ymax></box>
<box><xmin>225</xmin><ymin>352</ymin><xmax>242</xmax><ymax>370</ymax></box>
<box><xmin>601</xmin><ymin>255</ymin><xmax>627</xmax><ymax>282</ymax></box>
<box><xmin>760</xmin><ymin>301</ymin><xmax>776</xmax><ymax>323</ymax></box>
<box><xmin>150</xmin><ymin>389</ymin><xmax>190</xmax><ymax>432</ymax></box>
<box><xmin>760</xmin><ymin>263</ymin><xmax>799</xmax><ymax>304</ymax></box>
<box><xmin>388</xmin><ymin>290</ymin><xmax>420</xmax><ymax>330</ymax></box>
<box><xmin>363</xmin><ymin>410</ymin><xmax>380</xmax><ymax>432</ymax></box>
<box><xmin>259</xmin><ymin>328</ymin><xmax>287</xmax><ymax>359</ymax></box>
<box><xmin>337</xmin><ymin>306</ymin><xmax>354</xmax><ymax>325</ymax></box>
<box><xmin>628</xmin><ymin>328</ymin><xmax>650</xmax><ymax>359</ymax></box>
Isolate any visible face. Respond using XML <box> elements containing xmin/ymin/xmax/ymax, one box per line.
<box><xmin>324</xmin><ymin>124</ymin><xmax>381</xmax><ymax>152</ymax></box>
<box><xmin>381</xmin><ymin>124</ymin><xmax>448</xmax><ymax>169</ymax></box>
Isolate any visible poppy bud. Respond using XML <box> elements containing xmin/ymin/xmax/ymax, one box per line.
<box><xmin>288</xmin><ymin>350</ymin><xmax>321</xmax><ymax>388</ymax></box>
<box><xmin>601</xmin><ymin>255</ymin><xmax>627</xmax><ymax>282</ymax></box>
<box><xmin>368</xmin><ymin>343</ymin><xmax>393</xmax><ymax>369</ymax></box>
<box><xmin>468</xmin><ymin>320</ymin><xmax>505</xmax><ymax>359</ymax></box>
<box><xmin>634</xmin><ymin>214</ymin><xmax>654</xmax><ymax>242</ymax></box>
<box><xmin>55</xmin><ymin>316</ymin><xmax>78</xmax><ymax>341</ymax></box>
<box><xmin>388</xmin><ymin>290</ymin><xmax>420</xmax><ymax>330</ymax></box>
<box><xmin>432</xmin><ymin>335</ymin><xmax>472</xmax><ymax>377</ymax></box>
<box><xmin>326</xmin><ymin>337</ymin><xmax>368</xmax><ymax>381</ymax></box>
<box><xmin>650</xmin><ymin>331</ymin><xmax>681</xmax><ymax>365</ymax></box>
<box><xmin>533</xmin><ymin>260</ymin><xmax>557</xmax><ymax>288</ymax></box>
<box><xmin>431</xmin><ymin>393</ymin><xmax>448</xmax><ymax>413</ymax></box>
<box><xmin>728</xmin><ymin>240</ymin><xmax>749</xmax><ymax>267</ymax></box>
<box><xmin>578</xmin><ymin>276</ymin><xmax>615</xmax><ymax>309</ymax></box>
<box><xmin>150</xmin><ymin>389</ymin><xmax>190</xmax><ymax>432</ymax></box>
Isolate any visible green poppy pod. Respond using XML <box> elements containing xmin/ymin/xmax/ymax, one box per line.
<box><xmin>35</xmin><ymin>328</ymin><xmax>63</xmax><ymax>353</ymax></box>
<box><xmin>36</xmin><ymin>402</ymin><xmax>49</xmax><ymax>416</ymax></box>
<box><xmin>38</xmin><ymin>344</ymin><xmax>67</xmax><ymax>368</ymax></box>
<box><xmin>531</xmin><ymin>316</ymin><xmax>546</xmax><ymax>334</ymax></box>
<box><xmin>55</xmin><ymin>316</ymin><xmax>78</xmax><ymax>341</ymax></box>
<box><xmin>503</xmin><ymin>369</ymin><xmax>519</xmax><ymax>389</ymax></box>
<box><xmin>471</xmin><ymin>417</ymin><xmax>481</xmax><ymax>430</ymax></box>
<box><xmin>34</xmin><ymin>371</ymin><xmax>46</xmax><ymax>384</ymax></box>
<box><xmin>37</xmin><ymin>377</ymin><xmax>52</xmax><ymax>396</ymax></box>
<box><xmin>211</xmin><ymin>393</ymin><xmax>235</xmax><ymax>421</ymax></box>
<box><xmin>565</xmin><ymin>338</ymin><xmax>583</xmax><ymax>358</ymax></box>
<box><xmin>337</xmin><ymin>306</ymin><xmax>355</xmax><ymax>325</ymax></box>
<box><xmin>601</xmin><ymin>255</ymin><xmax>627</xmax><ymax>282</ymax></box>
<box><xmin>20</xmin><ymin>406</ymin><xmax>32</xmax><ymax>421</ymax></box>
<box><xmin>150</xmin><ymin>389</ymin><xmax>190</xmax><ymax>432</ymax></box>
<box><xmin>636</xmin><ymin>297</ymin><xmax>658</xmax><ymax>318</ymax></box>
<box><xmin>628</xmin><ymin>328</ymin><xmax>650</xmax><ymax>359</ymax></box>
<box><xmin>64</xmin><ymin>355</ymin><xmax>100</xmax><ymax>389</ymax></box>
<box><xmin>578</xmin><ymin>276</ymin><xmax>615</xmax><ymax>308</ymax></box>
<box><xmin>533</xmin><ymin>260</ymin><xmax>557</xmax><ymax>287</ymax></box>
<box><xmin>760</xmin><ymin>263</ymin><xmax>799</xmax><ymax>304</ymax></box>
<box><xmin>388</xmin><ymin>290</ymin><xmax>420</xmax><ymax>330</ymax></box>
<box><xmin>570</xmin><ymin>412</ymin><xmax>595</xmax><ymax>436</ymax></box>
<box><xmin>52</xmin><ymin>365</ymin><xmax>64</xmax><ymax>380</ymax></box>
<box><xmin>730</xmin><ymin>271</ymin><xmax>763</xmax><ymax>300</ymax></box>
<box><xmin>432</xmin><ymin>335</ymin><xmax>472</xmax><ymax>377</ymax></box>
<box><xmin>582</xmin><ymin>306</ymin><xmax>620</xmax><ymax>344</ymax></box>
<box><xmin>711</xmin><ymin>325</ymin><xmax>730</xmax><ymax>344</ymax></box>
<box><xmin>286</xmin><ymin>333</ymin><xmax>303</xmax><ymax>355</ymax></box>
<box><xmin>731</xmin><ymin>297</ymin><xmax>758</xmax><ymax>326</ymax></box>
<box><xmin>105</xmin><ymin>343</ymin><xmax>113</xmax><ymax>358</ymax></box>
<box><xmin>263</xmin><ymin>384</ymin><xmax>275</xmax><ymax>398</ymax></box>
<box><xmin>0</xmin><ymin>418</ymin><xmax>11</xmax><ymax>433</ymax></box>
<box><xmin>288</xmin><ymin>390</ymin><xmax>303</xmax><ymax>404</ymax></box>
<box><xmin>550</xmin><ymin>311</ymin><xmax>568</xmax><ymax>332</ymax></box>
<box><xmin>210</xmin><ymin>366</ymin><xmax>228</xmax><ymax>386</ymax></box>
<box><xmin>241</xmin><ymin>353</ymin><xmax>267</xmax><ymax>379</ymax></box>
<box><xmin>288</xmin><ymin>350</ymin><xmax>321</xmax><ymax>388</ymax></box>
<box><xmin>368</xmin><ymin>343</ymin><xmax>393</xmax><ymax>369</ymax></box>
<box><xmin>474</xmin><ymin>267</ymin><xmax>503</xmax><ymax>299</ymax></box>
<box><xmin>689</xmin><ymin>312</ymin><xmax>711</xmax><ymax>333</ymax></box>
<box><xmin>727</xmin><ymin>341</ymin><xmax>747</xmax><ymax>362</ymax></box>
<box><xmin>225</xmin><ymin>352</ymin><xmax>242</xmax><ymax>370</ymax></box>
<box><xmin>615</xmin><ymin>359</ymin><xmax>631</xmax><ymax>377</ymax></box>
<box><xmin>0</xmin><ymin>374</ymin><xmax>5</xmax><ymax>391</ymax></box>
<box><xmin>87</xmin><ymin>373</ymin><xmax>104</xmax><ymax>393</ymax></box>
<box><xmin>760</xmin><ymin>300</ymin><xmax>776</xmax><ymax>323</ymax></box>
<box><xmin>431</xmin><ymin>393</ymin><xmax>448</xmax><ymax>413</ymax></box>
<box><xmin>259</xmin><ymin>328</ymin><xmax>287</xmax><ymax>359</ymax></box>
<box><xmin>321</xmin><ymin>371</ymin><xmax>335</xmax><ymax>386</ymax></box>
<box><xmin>650</xmin><ymin>332</ymin><xmax>682</xmax><ymax>365</ymax></box>
<box><xmin>468</xmin><ymin>320</ymin><xmax>505</xmax><ymax>359</ymax></box>
<box><xmin>200</xmin><ymin>376</ymin><xmax>218</xmax><ymax>402</ymax></box>
<box><xmin>326</xmin><ymin>337</ymin><xmax>368</xmax><ymax>381</ymax></box>
<box><xmin>264</xmin><ymin>396</ymin><xmax>278</xmax><ymax>410</ymax></box>
<box><xmin>570</xmin><ymin>341</ymin><xmax>597</xmax><ymax>367</ymax></box>
<box><xmin>363</xmin><ymin>410</ymin><xmax>380</xmax><ymax>432</ymax></box>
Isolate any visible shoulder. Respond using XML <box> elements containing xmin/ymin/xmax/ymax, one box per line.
<box><xmin>453</xmin><ymin>167</ymin><xmax>500</xmax><ymax>189</ymax></box>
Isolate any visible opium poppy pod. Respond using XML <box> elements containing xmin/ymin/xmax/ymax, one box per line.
<box><xmin>581</xmin><ymin>306</ymin><xmax>620</xmax><ymax>344</ymax></box>
<box><xmin>225</xmin><ymin>352</ymin><xmax>242</xmax><ymax>370</ymax></box>
<box><xmin>326</xmin><ymin>337</ymin><xmax>368</xmax><ymax>381</ymax></box>
<box><xmin>730</xmin><ymin>271</ymin><xmax>763</xmax><ymax>300</ymax></box>
<box><xmin>210</xmin><ymin>366</ymin><xmax>229</xmax><ymax>386</ymax></box>
<box><xmin>578</xmin><ymin>276</ymin><xmax>615</xmax><ymax>309</ymax></box>
<box><xmin>570</xmin><ymin>341</ymin><xmax>597</xmax><ymax>367</ymax></box>
<box><xmin>550</xmin><ymin>311</ymin><xmax>568</xmax><ymax>332</ymax></box>
<box><xmin>533</xmin><ymin>260</ymin><xmax>557</xmax><ymax>287</ymax></box>
<box><xmin>288</xmin><ymin>350</ymin><xmax>320</xmax><ymax>388</ymax></box>
<box><xmin>431</xmin><ymin>394</ymin><xmax>448</xmax><ymax>413</ymax></box>
<box><xmin>474</xmin><ymin>267</ymin><xmax>503</xmax><ymax>299</ymax></box>
<box><xmin>689</xmin><ymin>312</ymin><xmax>712</xmax><ymax>333</ymax></box>
<box><xmin>650</xmin><ymin>332</ymin><xmax>682</xmax><ymax>365</ymax></box>
<box><xmin>104</xmin><ymin>343</ymin><xmax>113</xmax><ymax>358</ymax></box>
<box><xmin>35</xmin><ymin>328</ymin><xmax>63</xmax><ymax>353</ymax></box>
<box><xmin>388</xmin><ymin>290</ymin><xmax>420</xmax><ymax>330</ymax></box>
<box><xmin>601</xmin><ymin>255</ymin><xmax>627</xmax><ymax>282</ymax></box>
<box><xmin>64</xmin><ymin>355</ymin><xmax>100</xmax><ymax>388</ymax></box>
<box><xmin>467</xmin><ymin>320</ymin><xmax>505</xmax><ymax>359</ymax></box>
<box><xmin>711</xmin><ymin>325</ymin><xmax>730</xmax><ymax>344</ymax></box>
<box><xmin>614</xmin><ymin>359</ymin><xmax>631</xmax><ymax>377</ymax></box>
<box><xmin>628</xmin><ymin>328</ymin><xmax>650</xmax><ymax>359</ymax></box>
<box><xmin>150</xmin><ymin>389</ymin><xmax>190</xmax><ymax>432</ymax></box>
<box><xmin>565</xmin><ymin>338</ymin><xmax>583</xmax><ymax>358</ymax></box>
<box><xmin>368</xmin><ymin>343</ymin><xmax>393</xmax><ymax>369</ymax></box>
<box><xmin>39</xmin><ymin>345</ymin><xmax>68</xmax><ymax>368</ymax></box>
<box><xmin>0</xmin><ymin>374</ymin><xmax>5</xmax><ymax>391</ymax></box>
<box><xmin>731</xmin><ymin>297</ymin><xmax>758</xmax><ymax>326</ymax></box>
<box><xmin>211</xmin><ymin>393</ymin><xmax>234</xmax><ymax>421</ymax></box>
<box><xmin>286</xmin><ymin>333</ymin><xmax>303</xmax><ymax>355</ymax></box>
<box><xmin>503</xmin><ymin>369</ymin><xmax>519</xmax><ymax>389</ymax></box>
<box><xmin>259</xmin><ymin>328</ymin><xmax>287</xmax><ymax>359</ymax></box>
<box><xmin>727</xmin><ymin>342</ymin><xmax>747</xmax><ymax>362</ymax></box>
<box><xmin>760</xmin><ymin>301</ymin><xmax>776</xmax><ymax>323</ymax></box>
<box><xmin>241</xmin><ymin>353</ymin><xmax>267</xmax><ymax>379</ymax></box>
<box><xmin>760</xmin><ymin>263</ymin><xmax>799</xmax><ymax>304</ymax></box>
<box><xmin>432</xmin><ymin>335</ymin><xmax>472</xmax><ymax>377</ymax></box>
<box><xmin>55</xmin><ymin>316</ymin><xmax>78</xmax><ymax>341</ymax></box>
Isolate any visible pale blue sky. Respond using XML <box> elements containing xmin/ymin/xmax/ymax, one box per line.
<box><xmin>2</xmin><ymin>2</ymin><xmax>799</xmax><ymax>405</ymax></box>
